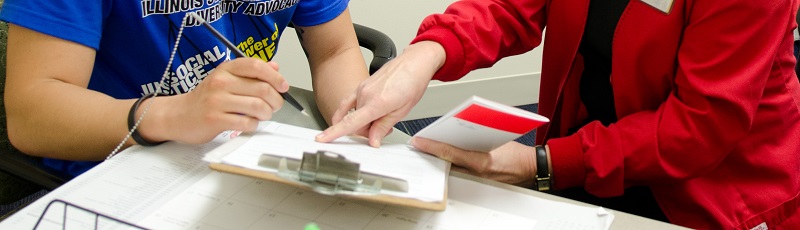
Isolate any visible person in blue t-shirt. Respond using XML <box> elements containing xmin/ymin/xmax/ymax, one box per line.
<box><xmin>0</xmin><ymin>0</ymin><xmax>370</xmax><ymax>176</ymax></box>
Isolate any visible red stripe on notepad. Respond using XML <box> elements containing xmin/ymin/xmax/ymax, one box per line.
<box><xmin>454</xmin><ymin>104</ymin><xmax>546</xmax><ymax>134</ymax></box>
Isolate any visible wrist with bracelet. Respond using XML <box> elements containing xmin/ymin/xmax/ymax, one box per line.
<box><xmin>127</xmin><ymin>92</ymin><xmax>167</xmax><ymax>146</ymax></box>
<box><xmin>533</xmin><ymin>145</ymin><xmax>552</xmax><ymax>191</ymax></box>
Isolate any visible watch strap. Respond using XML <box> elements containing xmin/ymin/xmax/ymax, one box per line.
<box><xmin>534</xmin><ymin>145</ymin><xmax>551</xmax><ymax>191</ymax></box>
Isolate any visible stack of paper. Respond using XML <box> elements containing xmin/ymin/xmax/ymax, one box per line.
<box><xmin>413</xmin><ymin>96</ymin><xmax>549</xmax><ymax>152</ymax></box>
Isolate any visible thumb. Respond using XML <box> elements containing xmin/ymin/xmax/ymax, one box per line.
<box><xmin>367</xmin><ymin>115</ymin><xmax>401</xmax><ymax>147</ymax></box>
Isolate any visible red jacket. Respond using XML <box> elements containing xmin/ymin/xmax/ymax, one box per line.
<box><xmin>413</xmin><ymin>0</ymin><xmax>800</xmax><ymax>229</ymax></box>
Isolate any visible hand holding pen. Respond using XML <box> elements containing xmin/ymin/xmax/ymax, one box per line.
<box><xmin>189</xmin><ymin>12</ymin><xmax>307</xmax><ymax>116</ymax></box>
<box><xmin>135</xmin><ymin>56</ymin><xmax>288</xmax><ymax>145</ymax></box>
<box><xmin>134</xmin><ymin>13</ymin><xmax>304</xmax><ymax>145</ymax></box>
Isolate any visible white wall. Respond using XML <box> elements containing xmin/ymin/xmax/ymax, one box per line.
<box><xmin>273</xmin><ymin>0</ymin><xmax>543</xmax><ymax>120</ymax></box>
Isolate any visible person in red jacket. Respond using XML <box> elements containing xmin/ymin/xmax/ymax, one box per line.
<box><xmin>317</xmin><ymin>0</ymin><xmax>800</xmax><ymax>229</ymax></box>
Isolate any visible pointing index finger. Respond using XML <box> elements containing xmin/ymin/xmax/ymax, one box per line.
<box><xmin>316</xmin><ymin>106</ymin><xmax>382</xmax><ymax>143</ymax></box>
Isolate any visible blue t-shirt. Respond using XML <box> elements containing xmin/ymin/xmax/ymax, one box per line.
<box><xmin>0</xmin><ymin>0</ymin><xmax>348</xmax><ymax>176</ymax></box>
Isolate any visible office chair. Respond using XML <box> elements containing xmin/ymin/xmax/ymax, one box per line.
<box><xmin>288</xmin><ymin>22</ymin><xmax>396</xmax><ymax>75</ymax></box>
<box><xmin>351</xmin><ymin>23</ymin><xmax>397</xmax><ymax>75</ymax></box>
<box><xmin>0</xmin><ymin>21</ymin><xmax>396</xmax><ymax>191</ymax></box>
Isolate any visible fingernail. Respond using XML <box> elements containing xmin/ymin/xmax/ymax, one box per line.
<box><xmin>315</xmin><ymin>133</ymin><xmax>325</xmax><ymax>140</ymax></box>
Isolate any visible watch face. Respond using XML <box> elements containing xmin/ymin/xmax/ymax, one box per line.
<box><xmin>535</xmin><ymin>177</ymin><xmax>551</xmax><ymax>191</ymax></box>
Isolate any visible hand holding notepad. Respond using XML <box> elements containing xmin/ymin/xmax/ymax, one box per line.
<box><xmin>413</xmin><ymin>96</ymin><xmax>549</xmax><ymax>152</ymax></box>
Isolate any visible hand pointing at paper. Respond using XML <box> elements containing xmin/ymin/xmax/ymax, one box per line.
<box><xmin>315</xmin><ymin>41</ymin><xmax>446</xmax><ymax>147</ymax></box>
<box><xmin>315</xmin><ymin>38</ymin><xmax>543</xmax><ymax>187</ymax></box>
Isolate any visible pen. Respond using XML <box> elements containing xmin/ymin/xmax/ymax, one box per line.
<box><xmin>189</xmin><ymin>13</ymin><xmax>308</xmax><ymax>116</ymax></box>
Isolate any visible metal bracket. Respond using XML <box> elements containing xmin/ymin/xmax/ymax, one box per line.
<box><xmin>259</xmin><ymin>150</ymin><xmax>408</xmax><ymax>195</ymax></box>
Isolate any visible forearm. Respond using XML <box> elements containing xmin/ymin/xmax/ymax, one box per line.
<box><xmin>300</xmin><ymin>7</ymin><xmax>369</xmax><ymax>124</ymax></box>
<box><xmin>5</xmin><ymin>24</ymin><xmax>139</xmax><ymax>160</ymax></box>
<box><xmin>6</xmin><ymin>82</ymin><xmax>137</xmax><ymax>161</ymax></box>
<box><xmin>310</xmin><ymin>45</ymin><xmax>369</xmax><ymax>125</ymax></box>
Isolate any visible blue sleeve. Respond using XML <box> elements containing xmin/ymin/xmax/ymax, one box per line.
<box><xmin>0</xmin><ymin>0</ymin><xmax>105</xmax><ymax>49</ymax></box>
<box><xmin>290</xmin><ymin>0</ymin><xmax>349</xmax><ymax>27</ymax></box>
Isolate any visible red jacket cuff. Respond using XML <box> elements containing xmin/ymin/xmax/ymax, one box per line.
<box><xmin>411</xmin><ymin>26</ymin><xmax>466</xmax><ymax>82</ymax></box>
<box><xmin>547</xmin><ymin>134</ymin><xmax>586</xmax><ymax>190</ymax></box>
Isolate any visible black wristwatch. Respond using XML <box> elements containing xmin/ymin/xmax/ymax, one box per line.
<box><xmin>534</xmin><ymin>145</ymin><xmax>551</xmax><ymax>191</ymax></box>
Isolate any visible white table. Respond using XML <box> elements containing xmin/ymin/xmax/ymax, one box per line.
<box><xmin>0</xmin><ymin>88</ymin><xmax>687</xmax><ymax>230</ymax></box>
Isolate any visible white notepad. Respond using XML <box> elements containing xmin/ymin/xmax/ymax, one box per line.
<box><xmin>413</xmin><ymin>96</ymin><xmax>549</xmax><ymax>152</ymax></box>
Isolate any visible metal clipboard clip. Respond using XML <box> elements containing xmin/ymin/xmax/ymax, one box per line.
<box><xmin>258</xmin><ymin>150</ymin><xmax>409</xmax><ymax>195</ymax></box>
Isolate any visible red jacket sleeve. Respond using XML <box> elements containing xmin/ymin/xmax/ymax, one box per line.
<box><xmin>550</xmin><ymin>0</ymin><xmax>795</xmax><ymax>197</ymax></box>
<box><xmin>410</xmin><ymin>0</ymin><xmax>548</xmax><ymax>81</ymax></box>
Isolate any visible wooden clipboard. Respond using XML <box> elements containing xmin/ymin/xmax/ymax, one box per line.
<box><xmin>203</xmin><ymin>127</ymin><xmax>449</xmax><ymax>211</ymax></box>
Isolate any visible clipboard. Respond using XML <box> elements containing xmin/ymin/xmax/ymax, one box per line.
<box><xmin>203</xmin><ymin>122</ymin><xmax>449</xmax><ymax>211</ymax></box>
